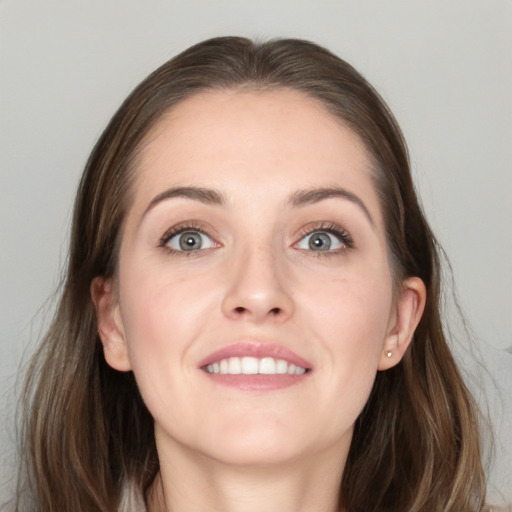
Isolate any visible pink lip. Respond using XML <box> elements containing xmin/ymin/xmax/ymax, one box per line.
<box><xmin>198</xmin><ymin>342</ymin><xmax>313</xmax><ymax>370</ymax></box>
<box><xmin>198</xmin><ymin>342</ymin><xmax>313</xmax><ymax>392</ymax></box>
<box><xmin>202</xmin><ymin>373</ymin><xmax>309</xmax><ymax>391</ymax></box>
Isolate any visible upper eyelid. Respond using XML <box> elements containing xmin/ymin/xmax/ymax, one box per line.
<box><xmin>295</xmin><ymin>221</ymin><xmax>352</xmax><ymax>238</ymax></box>
<box><xmin>159</xmin><ymin>223</ymin><xmax>218</xmax><ymax>246</ymax></box>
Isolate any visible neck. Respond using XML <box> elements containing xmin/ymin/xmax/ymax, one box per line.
<box><xmin>147</xmin><ymin>440</ymin><xmax>348</xmax><ymax>512</ymax></box>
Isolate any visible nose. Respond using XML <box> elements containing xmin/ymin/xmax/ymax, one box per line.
<box><xmin>221</xmin><ymin>245</ymin><xmax>295</xmax><ymax>323</ymax></box>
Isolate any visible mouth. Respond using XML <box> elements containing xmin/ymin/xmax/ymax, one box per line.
<box><xmin>203</xmin><ymin>356</ymin><xmax>308</xmax><ymax>375</ymax></box>
<box><xmin>198</xmin><ymin>342</ymin><xmax>312</xmax><ymax>390</ymax></box>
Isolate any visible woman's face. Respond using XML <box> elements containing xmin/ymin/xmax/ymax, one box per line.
<box><xmin>95</xmin><ymin>88</ymin><xmax>423</xmax><ymax>469</ymax></box>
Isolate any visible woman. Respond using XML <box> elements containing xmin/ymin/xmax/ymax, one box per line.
<box><xmin>15</xmin><ymin>37</ymin><xmax>486</xmax><ymax>511</ymax></box>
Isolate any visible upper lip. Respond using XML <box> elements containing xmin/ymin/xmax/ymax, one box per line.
<box><xmin>198</xmin><ymin>341</ymin><xmax>313</xmax><ymax>370</ymax></box>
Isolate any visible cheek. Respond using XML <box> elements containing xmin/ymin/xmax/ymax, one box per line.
<box><xmin>115</xmin><ymin>265</ymin><xmax>221</xmax><ymax>431</ymax></box>
<box><xmin>301</xmin><ymin>266</ymin><xmax>393</xmax><ymax>391</ymax></box>
<box><xmin>306</xmin><ymin>275</ymin><xmax>392</xmax><ymax>432</ymax></box>
<box><xmin>117</xmin><ymin>264</ymin><xmax>214</xmax><ymax>375</ymax></box>
<box><xmin>305</xmin><ymin>264</ymin><xmax>393</xmax><ymax>346</ymax></box>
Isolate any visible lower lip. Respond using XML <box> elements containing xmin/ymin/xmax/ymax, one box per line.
<box><xmin>202</xmin><ymin>371</ymin><xmax>310</xmax><ymax>391</ymax></box>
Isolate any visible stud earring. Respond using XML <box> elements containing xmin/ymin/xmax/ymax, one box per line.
<box><xmin>385</xmin><ymin>351</ymin><xmax>392</xmax><ymax>358</ymax></box>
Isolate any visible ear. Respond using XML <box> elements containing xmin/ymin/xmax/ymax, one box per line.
<box><xmin>378</xmin><ymin>277</ymin><xmax>426</xmax><ymax>371</ymax></box>
<box><xmin>90</xmin><ymin>276</ymin><xmax>132</xmax><ymax>372</ymax></box>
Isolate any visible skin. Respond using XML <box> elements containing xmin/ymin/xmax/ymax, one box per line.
<box><xmin>92</xmin><ymin>88</ymin><xmax>426</xmax><ymax>512</ymax></box>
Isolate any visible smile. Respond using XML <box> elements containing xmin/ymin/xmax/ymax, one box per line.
<box><xmin>204</xmin><ymin>356</ymin><xmax>307</xmax><ymax>375</ymax></box>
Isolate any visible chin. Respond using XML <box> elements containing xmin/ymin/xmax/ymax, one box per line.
<box><xmin>207</xmin><ymin>439</ymin><xmax>304</xmax><ymax>467</ymax></box>
<box><xmin>195</xmin><ymin>419</ymin><xmax>325</xmax><ymax>468</ymax></box>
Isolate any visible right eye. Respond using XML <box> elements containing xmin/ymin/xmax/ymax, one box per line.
<box><xmin>163</xmin><ymin>230</ymin><xmax>216</xmax><ymax>252</ymax></box>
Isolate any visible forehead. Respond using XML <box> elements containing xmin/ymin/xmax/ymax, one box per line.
<box><xmin>132</xmin><ymin>88</ymin><xmax>380</xmax><ymax>218</ymax></box>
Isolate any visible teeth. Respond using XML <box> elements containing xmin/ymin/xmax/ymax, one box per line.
<box><xmin>228</xmin><ymin>357</ymin><xmax>241</xmax><ymax>374</ymax></box>
<box><xmin>205</xmin><ymin>356</ymin><xmax>307</xmax><ymax>375</ymax></box>
<box><xmin>259</xmin><ymin>357</ymin><xmax>276</xmax><ymax>374</ymax></box>
<box><xmin>241</xmin><ymin>356</ymin><xmax>259</xmax><ymax>374</ymax></box>
<box><xmin>276</xmin><ymin>359</ymin><xmax>288</xmax><ymax>374</ymax></box>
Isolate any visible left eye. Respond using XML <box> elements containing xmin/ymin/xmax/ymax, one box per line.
<box><xmin>166</xmin><ymin>230</ymin><xmax>216</xmax><ymax>252</ymax></box>
<box><xmin>296</xmin><ymin>231</ymin><xmax>345</xmax><ymax>252</ymax></box>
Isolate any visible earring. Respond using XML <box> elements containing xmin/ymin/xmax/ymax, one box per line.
<box><xmin>385</xmin><ymin>350</ymin><xmax>392</xmax><ymax>358</ymax></box>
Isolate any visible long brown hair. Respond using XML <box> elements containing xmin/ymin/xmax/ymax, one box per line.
<box><xmin>15</xmin><ymin>37</ymin><xmax>486</xmax><ymax>511</ymax></box>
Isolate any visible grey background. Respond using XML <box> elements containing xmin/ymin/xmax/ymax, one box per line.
<box><xmin>1</xmin><ymin>0</ymin><xmax>511</xmax><ymax>506</ymax></box>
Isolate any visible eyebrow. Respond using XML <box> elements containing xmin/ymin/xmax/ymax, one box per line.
<box><xmin>288</xmin><ymin>187</ymin><xmax>374</xmax><ymax>225</ymax></box>
<box><xmin>142</xmin><ymin>186</ymin><xmax>226</xmax><ymax>219</ymax></box>
<box><xmin>142</xmin><ymin>184</ymin><xmax>374</xmax><ymax>226</ymax></box>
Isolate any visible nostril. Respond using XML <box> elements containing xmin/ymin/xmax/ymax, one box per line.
<box><xmin>232</xmin><ymin>306</ymin><xmax>282</xmax><ymax>316</ymax></box>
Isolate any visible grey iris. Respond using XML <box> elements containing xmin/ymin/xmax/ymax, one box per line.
<box><xmin>309</xmin><ymin>232</ymin><xmax>331</xmax><ymax>251</ymax></box>
<box><xmin>179</xmin><ymin>232</ymin><xmax>202</xmax><ymax>251</ymax></box>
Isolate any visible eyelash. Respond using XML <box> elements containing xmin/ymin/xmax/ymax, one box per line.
<box><xmin>295</xmin><ymin>222</ymin><xmax>354</xmax><ymax>254</ymax></box>
<box><xmin>158</xmin><ymin>221</ymin><xmax>354</xmax><ymax>256</ymax></box>
<box><xmin>158</xmin><ymin>223</ymin><xmax>215</xmax><ymax>256</ymax></box>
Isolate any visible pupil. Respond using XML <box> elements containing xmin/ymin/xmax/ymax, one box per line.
<box><xmin>179</xmin><ymin>232</ymin><xmax>201</xmax><ymax>251</ymax></box>
<box><xmin>309</xmin><ymin>232</ymin><xmax>331</xmax><ymax>251</ymax></box>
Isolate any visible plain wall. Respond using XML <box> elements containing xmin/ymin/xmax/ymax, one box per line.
<box><xmin>1</xmin><ymin>0</ymin><xmax>511</xmax><ymax>505</ymax></box>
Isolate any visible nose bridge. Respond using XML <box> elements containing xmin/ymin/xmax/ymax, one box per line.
<box><xmin>221</xmin><ymin>234</ymin><xmax>293</xmax><ymax>322</ymax></box>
